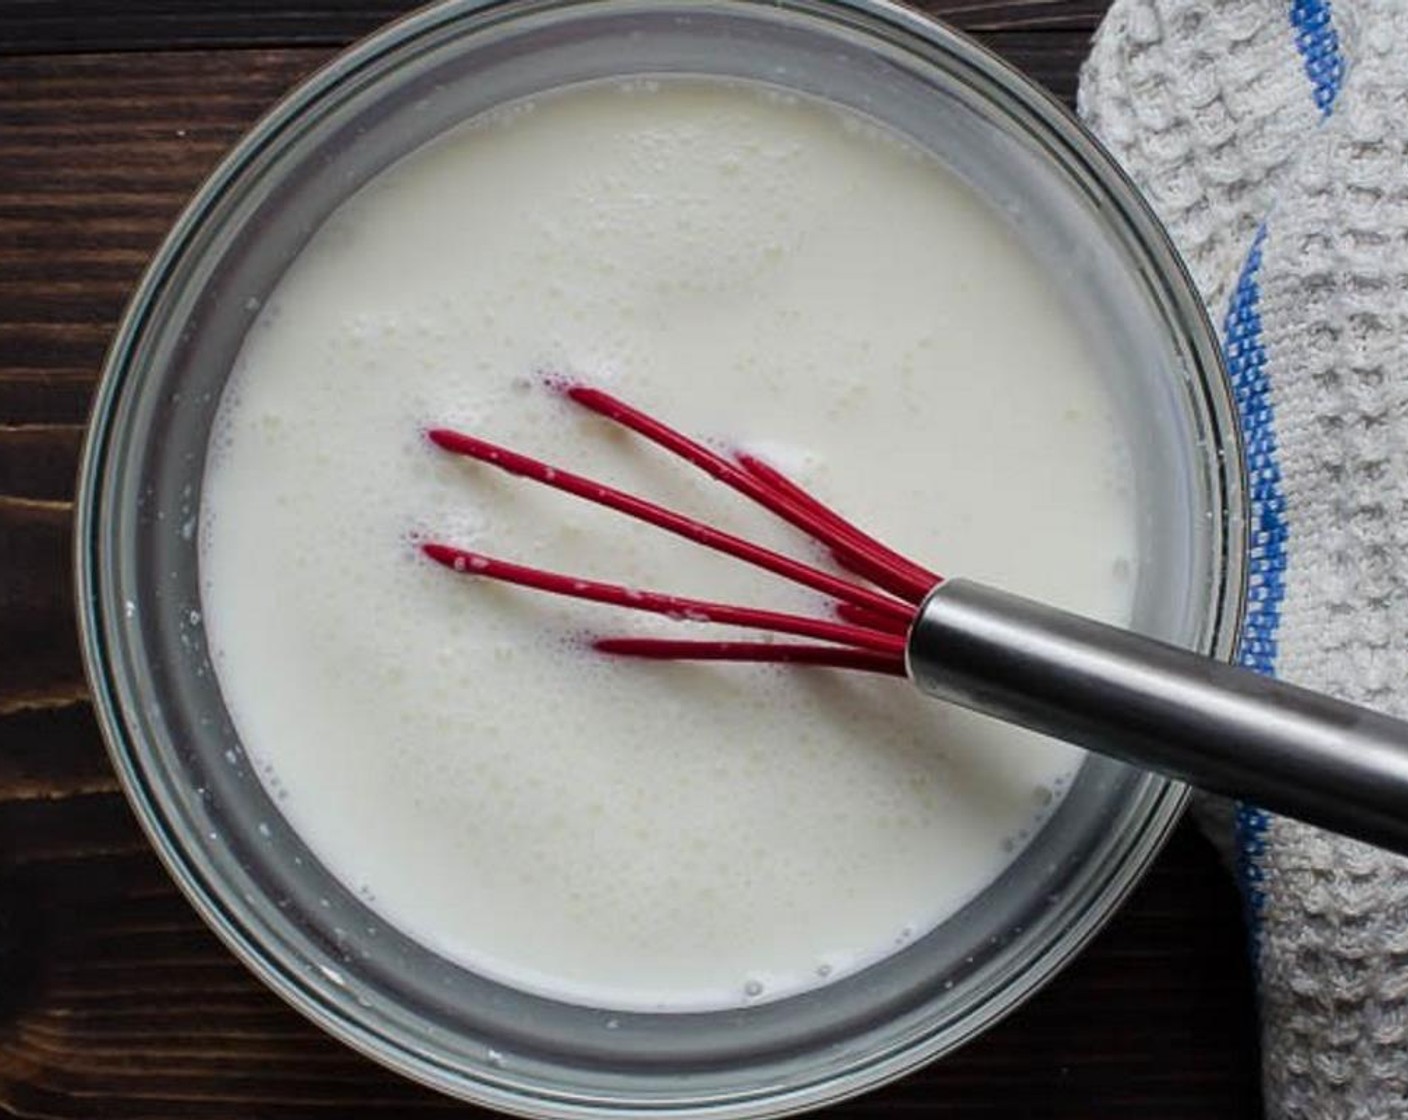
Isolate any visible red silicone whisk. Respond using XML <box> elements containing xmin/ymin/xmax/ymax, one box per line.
<box><xmin>421</xmin><ymin>380</ymin><xmax>1408</xmax><ymax>858</ymax></box>
<box><xmin>423</xmin><ymin>382</ymin><xmax>936</xmax><ymax>674</ymax></box>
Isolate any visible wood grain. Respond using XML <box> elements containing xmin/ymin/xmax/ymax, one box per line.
<box><xmin>0</xmin><ymin>4</ymin><xmax>1262</xmax><ymax>1117</ymax></box>
<box><xmin>0</xmin><ymin>0</ymin><xmax>1110</xmax><ymax>53</ymax></box>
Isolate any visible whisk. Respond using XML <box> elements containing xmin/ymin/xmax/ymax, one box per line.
<box><xmin>423</xmin><ymin>382</ymin><xmax>1408</xmax><ymax>856</ymax></box>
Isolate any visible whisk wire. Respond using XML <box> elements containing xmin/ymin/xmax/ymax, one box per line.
<box><xmin>592</xmin><ymin>638</ymin><xmax>908</xmax><ymax>676</ymax></box>
<box><xmin>427</xmin><ymin>426</ymin><xmax>912</xmax><ymax>625</ymax></box>
<box><xmin>563</xmin><ymin>385</ymin><xmax>938</xmax><ymax>604</ymax></box>
<box><xmin>732</xmin><ymin>451</ymin><xmax>939</xmax><ymax>594</ymax></box>
<box><xmin>423</xmin><ymin>383</ymin><xmax>940</xmax><ymax>670</ymax></box>
<box><xmin>420</xmin><ymin>543</ymin><xmax>907</xmax><ymax>655</ymax></box>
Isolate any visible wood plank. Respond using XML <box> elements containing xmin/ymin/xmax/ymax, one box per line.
<box><xmin>0</xmin><ymin>497</ymin><xmax>84</xmax><ymax>714</ymax></box>
<box><xmin>0</xmin><ymin>424</ymin><xmax>82</xmax><ymax>501</ymax></box>
<box><xmin>0</xmin><ymin>702</ymin><xmax>116</xmax><ymax>800</ymax></box>
<box><xmin>0</xmin><ymin>0</ymin><xmax>1106</xmax><ymax>55</ymax></box>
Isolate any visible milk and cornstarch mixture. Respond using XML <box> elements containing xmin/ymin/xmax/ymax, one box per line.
<box><xmin>200</xmin><ymin>81</ymin><xmax>1136</xmax><ymax>1010</ymax></box>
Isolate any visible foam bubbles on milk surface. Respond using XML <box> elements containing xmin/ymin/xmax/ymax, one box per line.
<box><xmin>198</xmin><ymin>79</ymin><xmax>1131</xmax><ymax>1011</ymax></box>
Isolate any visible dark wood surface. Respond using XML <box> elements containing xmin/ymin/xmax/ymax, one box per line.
<box><xmin>0</xmin><ymin>3</ymin><xmax>1262</xmax><ymax>1116</ymax></box>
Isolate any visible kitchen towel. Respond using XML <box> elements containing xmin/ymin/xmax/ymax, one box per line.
<box><xmin>1079</xmin><ymin>0</ymin><xmax>1408</xmax><ymax>1115</ymax></box>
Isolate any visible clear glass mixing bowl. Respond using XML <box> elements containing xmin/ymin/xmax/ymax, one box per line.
<box><xmin>75</xmin><ymin>0</ymin><xmax>1246</xmax><ymax>1115</ymax></box>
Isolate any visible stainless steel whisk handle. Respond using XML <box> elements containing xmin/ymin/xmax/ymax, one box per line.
<box><xmin>907</xmin><ymin>578</ymin><xmax>1408</xmax><ymax>856</ymax></box>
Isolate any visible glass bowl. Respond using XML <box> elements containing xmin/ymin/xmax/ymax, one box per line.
<box><xmin>75</xmin><ymin>0</ymin><xmax>1246</xmax><ymax>1115</ymax></box>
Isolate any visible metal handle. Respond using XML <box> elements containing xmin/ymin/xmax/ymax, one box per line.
<box><xmin>906</xmin><ymin>578</ymin><xmax>1408</xmax><ymax>856</ymax></box>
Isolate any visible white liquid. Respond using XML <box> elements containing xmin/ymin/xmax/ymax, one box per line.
<box><xmin>200</xmin><ymin>81</ymin><xmax>1136</xmax><ymax>1011</ymax></box>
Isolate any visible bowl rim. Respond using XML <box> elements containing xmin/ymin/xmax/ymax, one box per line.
<box><xmin>74</xmin><ymin>0</ymin><xmax>1248</xmax><ymax>1115</ymax></box>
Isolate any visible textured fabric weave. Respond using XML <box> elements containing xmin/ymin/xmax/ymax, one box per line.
<box><xmin>1080</xmin><ymin>2</ymin><xmax>1408</xmax><ymax>1115</ymax></box>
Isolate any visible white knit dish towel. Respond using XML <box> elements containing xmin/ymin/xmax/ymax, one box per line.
<box><xmin>1079</xmin><ymin>1</ymin><xmax>1408</xmax><ymax>1115</ymax></box>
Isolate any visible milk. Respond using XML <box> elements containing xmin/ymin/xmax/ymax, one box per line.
<box><xmin>199</xmin><ymin>80</ymin><xmax>1136</xmax><ymax>1011</ymax></box>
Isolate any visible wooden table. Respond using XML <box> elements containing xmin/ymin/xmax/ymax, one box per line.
<box><xmin>0</xmin><ymin>2</ymin><xmax>1262</xmax><ymax>1115</ymax></box>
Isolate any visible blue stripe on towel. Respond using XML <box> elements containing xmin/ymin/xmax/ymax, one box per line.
<box><xmin>1290</xmin><ymin>0</ymin><xmax>1345</xmax><ymax>115</ymax></box>
<box><xmin>1228</xmin><ymin>0</ymin><xmax>1347</xmax><ymax>963</ymax></box>
<box><xmin>1224</xmin><ymin>227</ymin><xmax>1280</xmax><ymax>956</ymax></box>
